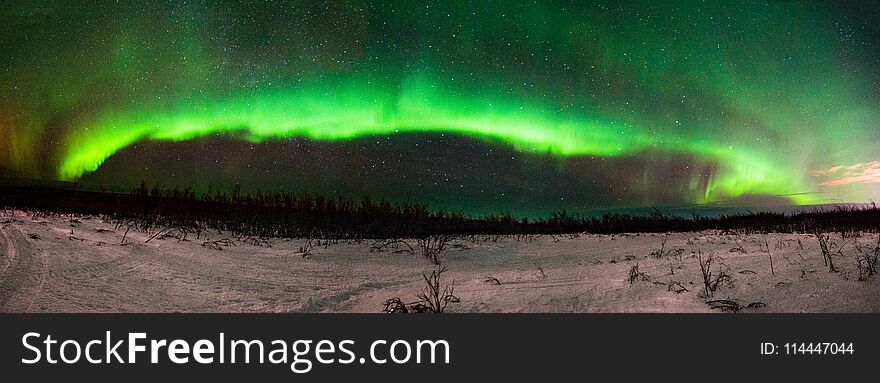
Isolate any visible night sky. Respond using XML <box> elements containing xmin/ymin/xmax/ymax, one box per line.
<box><xmin>1</xmin><ymin>1</ymin><xmax>878</xmax><ymax>216</ymax></box>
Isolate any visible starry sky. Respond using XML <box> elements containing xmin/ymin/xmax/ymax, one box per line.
<box><xmin>1</xmin><ymin>1</ymin><xmax>878</xmax><ymax>216</ymax></box>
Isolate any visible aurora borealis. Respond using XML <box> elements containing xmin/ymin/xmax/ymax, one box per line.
<box><xmin>1</xmin><ymin>1</ymin><xmax>879</xmax><ymax>216</ymax></box>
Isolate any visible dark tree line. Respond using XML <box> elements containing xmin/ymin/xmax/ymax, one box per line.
<box><xmin>1</xmin><ymin>184</ymin><xmax>878</xmax><ymax>239</ymax></box>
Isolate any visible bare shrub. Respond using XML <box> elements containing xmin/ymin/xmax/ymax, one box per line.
<box><xmin>296</xmin><ymin>237</ymin><xmax>315</xmax><ymax>258</ymax></box>
<box><xmin>202</xmin><ymin>238</ymin><xmax>235</xmax><ymax>250</ymax></box>
<box><xmin>382</xmin><ymin>298</ymin><xmax>409</xmax><ymax>313</ymax></box>
<box><xmin>706</xmin><ymin>299</ymin><xmax>740</xmax><ymax>312</ymax></box>
<box><xmin>856</xmin><ymin>236</ymin><xmax>879</xmax><ymax>281</ymax></box>
<box><xmin>697</xmin><ymin>251</ymin><xmax>732</xmax><ymax>298</ymax></box>
<box><xmin>728</xmin><ymin>237</ymin><xmax>747</xmax><ymax>254</ymax></box>
<box><xmin>873</xmin><ymin>237</ymin><xmax>880</xmax><ymax>272</ymax></box>
<box><xmin>650</xmin><ymin>237</ymin><xmax>684</xmax><ymax>259</ymax></box>
<box><xmin>416</xmin><ymin>266</ymin><xmax>459</xmax><ymax>313</ymax></box>
<box><xmin>417</xmin><ymin>234</ymin><xmax>453</xmax><ymax>264</ymax></box>
<box><xmin>628</xmin><ymin>263</ymin><xmax>650</xmax><ymax>284</ymax></box>
<box><xmin>667</xmin><ymin>280</ymin><xmax>688</xmax><ymax>293</ymax></box>
<box><xmin>535</xmin><ymin>263</ymin><xmax>547</xmax><ymax>279</ymax></box>
<box><xmin>370</xmin><ymin>238</ymin><xmax>414</xmax><ymax>253</ymax></box>
<box><xmin>815</xmin><ymin>233</ymin><xmax>838</xmax><ymax>272</ymax></box>
<box><xmin>650</xmin><ymin>237</ymin><xmax>668</xmax><ymax>258</ymax></box>
<box><xmin>708</xmin><ymin>299</ymin><xmax>767</xmax><ymax>312</ymax></box>
<box><xmin>380</xmin><ymin>267</ymin><xmax>459</xmax><ymax>314</ymax></box>
<box><xmin>762</xmin><ymin>240</ymin><xmax>774</xmax><ymax>276</ymax></box>
<box><xmin>241</xmin><ymin>236</ymin><xmax>271</xmax><ymax>248</ymax></box>
<box><xmin>774</xmin><ymin>238</ymin><xmax>797</xmax><ymax>250</ymax></box>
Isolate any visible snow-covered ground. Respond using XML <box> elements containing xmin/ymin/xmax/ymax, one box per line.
<box><xmin>1</xmin><ymin>210</ymin><xmax>878</xmax><ymax>313</ymax></box>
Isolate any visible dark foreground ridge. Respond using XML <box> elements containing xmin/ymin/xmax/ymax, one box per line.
<box><xmin>1</xmin><ymin>184</ymin><xmax>878</xmax><ymax>238</ymax></box>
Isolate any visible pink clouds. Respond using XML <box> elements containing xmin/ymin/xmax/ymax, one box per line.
<box><xmin>810</xmin><ymin>161</ymin><xmax>880</xmax><ymax>187</ymax></box>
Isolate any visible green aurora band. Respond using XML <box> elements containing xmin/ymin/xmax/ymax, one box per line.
<box><xmin>2</xmin><ymin>1</ymin><xmax>879</xmax><ymax>210</ymax></box>
<box><xmin>58</xmin><ymin>74</ymin><xmax>815</xmax><ymax>205</ymax></box>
